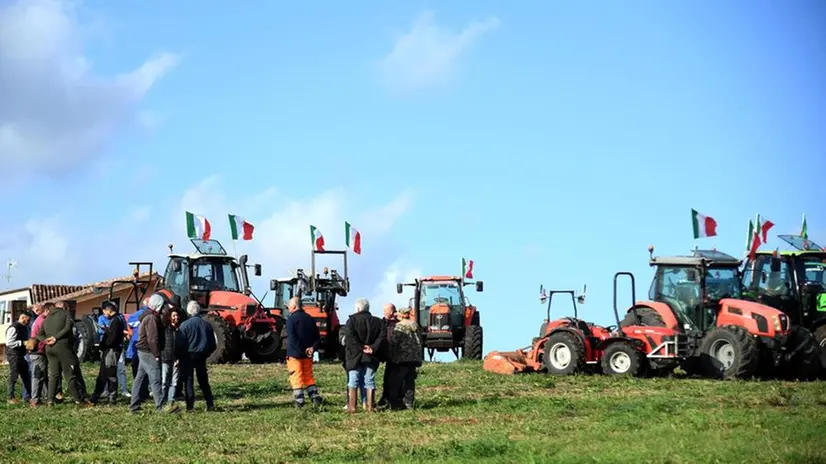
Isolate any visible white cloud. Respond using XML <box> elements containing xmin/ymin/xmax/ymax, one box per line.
<box><xmin>377</xmin><ymin>10</ymin><xmax>499</xmax><ymax>94</ymax></box>
<box><xmin>369</xmin><ymin>262</ymin><xmax>422</xmax><ymax>312</ymax></box>
<box><xmin>0</xmin><ymin>0</ymin><xmax>179</xmax><ymax>175</ymax></box>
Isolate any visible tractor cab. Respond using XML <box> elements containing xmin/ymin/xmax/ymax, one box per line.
<box><xmin>647</xmin><ymin>248</ymin><xmax>745</xmax><ymax>333</ymax></box>
<box><xmin>742</xmin><ymin>234</ymin><xmax>826</xmax><ymax>344</ymax></box>
<box><xmin>269</xmin><ymin>249</ymin><xmax>349</xmax><ymax>361</ymax></box>
<box><xmin>396</xmin><ymin>274</ymin><xmax>484</xmax><ymax>360</ymax></box>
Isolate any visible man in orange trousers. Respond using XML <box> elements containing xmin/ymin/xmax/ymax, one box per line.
<box><xmin>285</xmin><ymin>297</ymin><xmax>323</xmax><ymax>408</ymax></box>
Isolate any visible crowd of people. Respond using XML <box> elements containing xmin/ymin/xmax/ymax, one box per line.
<box><xmin>5</xmin><ymin>294</ymin><xmax>424</xmax><ymax>414</ymax></box>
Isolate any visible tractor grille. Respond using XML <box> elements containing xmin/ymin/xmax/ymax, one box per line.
<box><xmin>429</xmin><ymin>313</ymin><xmax>450</xmax><ymax>331</ymax></box>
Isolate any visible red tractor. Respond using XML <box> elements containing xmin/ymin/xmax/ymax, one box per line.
<box><xmin>269</xmin><ymin>249</ymin><xmax>349</xmax><ymax>362</ymax></box>
<box><xmin>156</xmin><ymin>239</ymin><xmax>283</xmax><ymax>364</ymax></box>
<box><xmin>396</xmin><ymin>274</ymin><xmax>484</xmax><ymax>361</ymax></box>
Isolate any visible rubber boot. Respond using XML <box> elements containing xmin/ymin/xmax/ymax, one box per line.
<box><xmin>365</xmin><ymin>388</ymin><xmax>375</xmax><ymax>412</ymax></box>
<box><xmin>347</xmin><ymin>388</ymin><xmax>358</xmax><ymax>414</ymax></box>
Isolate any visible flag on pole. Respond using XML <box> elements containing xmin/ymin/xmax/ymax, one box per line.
<box><xmin>186</xmin><ymin>212</ymin><xmax>211</xmax><ymax>240</ymax></box>
<box><xmin>310</xmin><ymin>225</ymin><xmax>325</xmax><ymax>251</ymax></box>
<box><xmin>344</xmin><ymin>221</ymin><xmax>361</xmax><ymax>255</ymax></box>
<box><xmin>228</xmin><ymin>214</ymin><xmax>255</xmax><ymax>241</ymax></box>
<box><xmin>749</xmin><ymin>215</ymin><xmax>762</xmax><ymax>260</ymax></box>
<box><xmin>691</xmin><ymin>209</ymin><xmax>718</xmax><ymax>239</ymax></box>
<box><xmin>462</xmin><ymin>258</ymin><xmax>474</xmax><ymax>279</ymax></box>
<box><xmin>801</xmin><ymin>214</ymin><xmax>808</xmax><ymax>239</ymax></box>
<box><xmin>758</xmin><ymin>214</ymin><xmax>774</xmax><ymax>243</ymax></box>
<box><xmin>746</xmin><ymin>219</ymin><xmax>754</xmax><ymax>251</ymax></box>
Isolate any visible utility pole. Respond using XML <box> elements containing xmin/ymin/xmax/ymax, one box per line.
<box><xmin>1</xmin><ymin>259</ymin><xmax>16</xmax><ymax>288</ymax></box>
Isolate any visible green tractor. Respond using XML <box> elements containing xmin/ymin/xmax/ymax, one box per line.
<box><xmin>741</xmin><ymin>234</ymin><xmax>826</xmax><ymax>375</ymax></box>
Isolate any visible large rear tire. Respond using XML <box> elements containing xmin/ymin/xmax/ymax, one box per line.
<box><xmin>780</xmin><ymin>325</ymin><xmax>821</xmax><ymax>380</ymax></box>
<box><xmin>542</xmin><ymin>331</ymin><xmax>584</xmax><ymax>375</ymax></box>
<box><xmin>204</xmin><ymin>313</ymin><xmax>237</xmax><ymax>364</ymax></box>
<box><xmin>601</xmin><ymin>342</ymin><xmax>644</xmax><ymax>376</ymax></box>
<box><xmin>75</xmin><ymin>317</ymin><xmax>99</xmax><ymax>363</ymax></box>
<box><xmin>699</xmin><ymin>325</ymin><xmax>759</xmax><ymax>379</ymax></box>
<box><xmin>462</xmin><ymin>326</ymin><xmax>483</xmax><ymax>360</ymax></box>
<box><xmin>620</xmin><ymin>306</ymin><xmax>666</xmax><ymax>328</ymax></box>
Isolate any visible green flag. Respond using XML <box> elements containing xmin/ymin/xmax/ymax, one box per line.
<box><xmin>801</xmin><ymin>214</ymin><xmax>808</xmax><ymax>239</ymax></box>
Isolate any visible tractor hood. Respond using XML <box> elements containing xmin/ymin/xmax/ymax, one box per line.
<box><xmin>719</xmin><ymin>298</ymin><xmax>790</xmax><ymax>335</ymax></box>
<box><xmin>208</xmin><ymin>290</ymin><xmax>259</xmax><ymax>314</ymax></box>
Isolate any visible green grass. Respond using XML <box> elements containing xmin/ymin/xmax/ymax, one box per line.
<box><xmin>1</xmin><ymin>360</ymin><xmax>825</xmax><ymax>463</ymax></box>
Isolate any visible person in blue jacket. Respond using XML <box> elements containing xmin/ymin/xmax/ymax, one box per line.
<box><xmin>127</xmin><ymin>304</ymin><xmax>149</xmax><ymax>401</ymax></box>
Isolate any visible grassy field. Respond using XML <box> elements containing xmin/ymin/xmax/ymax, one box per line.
<box><xmin>1</xmin><ymin>360</ymin><xmax>825</xmax><ymax>463</ymax></box>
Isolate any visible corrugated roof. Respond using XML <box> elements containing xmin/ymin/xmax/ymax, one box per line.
<box><xmin>30</xmin><ymin>285</ymin><xmax>86</xmax><ymax>304</ymax></box>
<box><xmin>40</xmin><ymin>272</ymin><xmax>160</xmax><ymax>304</ymax></box>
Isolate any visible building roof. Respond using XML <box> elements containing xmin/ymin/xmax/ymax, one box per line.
<box><xmin>0</xmin><ymin>287</ymin><xmax>29</xmax><ymax>298</ymax></box>
<box><xmin>40</xmin><ymin>272</ymin><xmax>160</xmax><ymax>304</ymax></box>
<box><xmin>31</xmin><ymin>285</ymin><xmax>87</xmax><ymax>304</ymax></box>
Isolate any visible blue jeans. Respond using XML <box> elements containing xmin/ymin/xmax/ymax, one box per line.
<box><xmin>161</xmin><ymin>361</ymin><xmax>179</xmax><ymax>404</ymax></box>
<box><xmin>129</xmin><ymin>351</ymin><xmax>163</xmax><ymax>412</ymax></box>
<box><xmin>347</xmin><ymin>365</ymin><xmax>377</xmax><ymax>389</ymax></box>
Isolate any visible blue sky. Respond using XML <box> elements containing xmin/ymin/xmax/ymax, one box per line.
<box><xmin>1</xmin><ymin>0</ymin><xmax>824</xmax><ymax>357</ymax></box>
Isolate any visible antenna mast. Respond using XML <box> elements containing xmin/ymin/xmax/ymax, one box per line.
<box><xmin>2</xmin><ymin>259</ymin><xmax>17</xmax><ymax>287</ymax></box>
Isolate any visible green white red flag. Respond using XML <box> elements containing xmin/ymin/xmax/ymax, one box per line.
<box><xmin>749</xmin><ymin>216</ymin><xmax>762</xmax><ymax>260</ymax></box>
<box><xmin>691</xmin><ymin>209</ymin><xmax>717</xmax><ymax>239</ymax></box>
<box><xmin>745</xmin><ymin>219</ymin><xmax>754</xmax><ymax>252</ymax></box>
<box><xmin>228</xmin><ymin>214</ymin><xmax>254</xmax><ymax>241</ymax></box>
<box><xmin>759</xmin><ymin>214</ymin><xmax>774</xmax><ymax>243</ymax></box>
<box><xmin>345</xmin><ymin>221</ymin><xmax>361</xmax><ymax>255</ymax></box>
<box><xmin>801</xmin><ymin>214</ymin><xmax>808</xmax><ymax>239</ymax></box>
<box><xmin>462</xmin><ymin>258</ymin><xmax>474</xmax><ymax>279</ymax></box>
<box><xmin>186</xmin><ymin>212</ymin><xmax>211</xmax><ymax>240</ymax></box>
<box><xmin>310</xmin><ymin>225</ymin><xmax>325</xmax><ymax>251</ymax></box>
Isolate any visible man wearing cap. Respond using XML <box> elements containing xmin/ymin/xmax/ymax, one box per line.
<box><xmin>90</xmin><ymin>301</ymin><xmax>125</xmax><ymax>405</ymax></box>
<box><xmin>129</xmin><ymin>294</ymin><xmax>169</xmax><ymax>413</ymax></box>
<box><xmin>386</xmin><ymin>305</ymin><xmax>423</xmax><ymax>409</ymax></box>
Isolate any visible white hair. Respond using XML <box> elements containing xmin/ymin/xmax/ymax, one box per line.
<box><xmin>354</xmin><ymin>297</ymin><xmax>370</xmax><ymax>313</ymax></box>
<box><xmin>186</xmin><ymin>300</ymin><xmax>201</xmax><ymax>317</ymax></box>
<box><xmin>148</xmin><ymin>294</ymin><xmax>165</xmax><ymax>312</ymax></box>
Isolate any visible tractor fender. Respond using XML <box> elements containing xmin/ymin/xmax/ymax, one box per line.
<box><xmin>596</xmin><ymin>336</ymin><xmax>645</xmax><ymax>352</ymax></box>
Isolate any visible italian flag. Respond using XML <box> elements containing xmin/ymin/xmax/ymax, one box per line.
<box><xmin>462</xmin><ymin>258</ymin><xmax>474</xmax><ymax>279</ymax></box>
<box><xmin>691</xmin><ymin>209</ymin><xmax>717</xmax><ymax>239</ymax></box>
<box><xmin>802</xmin><ymin>214</ymin><xmax>808</xmax><ymax>239</ymax></box>
<box><xmin>345</xmin><ymin>221</ymin><xmax>361</xmax><ymax>255</ymax></box>
<box><xmin>745</xmin><ymin>219</ymin><xmax>754</xmax><ymax>251</ymax></box>
<box><xmin>759</xmin><ymin>214</ymin><xmax>774</xmax><ymax>243</ymax></box>
<box><xmin>228</xmin><ymin>214</ymin><xmax>254</xmax><ymax>241</ymax></box>
<box><xmin>310</xmin><ymin>225</ymin><xmax>325</xmax><ymax>251</ymax></box>
<box><xmin>749</xmin><ymin>216</ymin><xmax>762</xmax><ymax>260</ymax></box>
<box><xmin>186</xmin><ymin>211</ymin><xmax>211</xmax><ymax>240</ymax></box>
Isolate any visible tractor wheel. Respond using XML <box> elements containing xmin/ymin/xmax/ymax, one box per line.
<box><xmin>318</xmin><ymin>327</ymin><xmax>340</xmax><ymax>362</ymax></box>
<box><xmin>601</xmin><ymin>342</ymin><xmax>644</xmax><ymax>376</ymax></box>
<box><xmin>620</xmin><ymin>306</ymin><xmax>666</xmax><ymax>328</ymax></box>
<box><xmin>542</xmin><ymin>331</ymin><xmax>584</xmax><ymax>375</ymax></box>
<box><xmin>462</xmin><ymin>325</ymin><xmax>484</xmax><ymax>360</ymax></box>
<box><xmin>245</xmin><ymin>332</ymin><xmax>281</xmax><ymax>364</ymax></box>
<box><xmin>779</xmin><ymin>325</ymin><xmax>821</xmax><ymax>380</ymax></box>
<box><xmin>813</xmin><ymin>325</ymin><xmax>826</xmax><ymax>373</ymax></box>
<box><xmin>699</xmin><ymin>325</ymin><xmax>759</xmax><ymax>380</ymax></box>
<box><xmin>204</xmin><ymin>313</ymin><xmax>237</xmax><ymax>364</ymax></box>
<box><xmin>75</xmin><ymin>317</ymin><xmax>99</xmax><ymax>363</ymax></box>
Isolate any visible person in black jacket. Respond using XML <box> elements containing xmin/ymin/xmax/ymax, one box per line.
<box><xmin>160</xmin><ymin>307</ymin><xmax>181</xmax><ymax>411</ymax></box>
<box><xmin>285</xmin><ymin>297</ymin><xmax>323</xmax><ymax>409</ymax></box>
<box><xmin>90</xmin><ymin>301</ymin><xmax>124</xmax><ymax>405</ymax></box>
<box><xmin>176</xmin><ymin>300</ymin><xmax>217</xmax><ymax>411</ymax></box>
<box><xmin>344</xmin><ymin>298</ymin><xmax>385</xmax><ymax>413</ymax></box>
<box><xmin>36</xmin><ymin>302</ymin><xmax>91</xmax><ymax>407</ymax></box>
<box><xmin>5</xmin><ymin>311</ymin><xmax>32</xmax><ymax>404</ymax></box>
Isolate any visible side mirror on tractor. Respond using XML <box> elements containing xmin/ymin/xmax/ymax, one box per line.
<box><xmin>270</xmin><ymin>280</ymin><xmax>278</xmax><ymax>291</ymax></box>
<box><xmin>476</xmin><ymin>281</ymin><xmax>484</xmax><ymax>292</ymax></box>
<box><xmin>254</xmin><ymin>264</ymin><xmax>262</xmax><ymax>277</ymax></box>
<box><xmin>396</xmin><ymin>283</ymin><xmax>403</xmax><ymax>294</ymax></box>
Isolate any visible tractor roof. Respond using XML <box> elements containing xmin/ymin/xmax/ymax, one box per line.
<box><xmin>169</xmin><ymin>239</ymin><xmax>234</xmax><ymax>261</ymax></box>
<box><xmin>755</xmin><ymin>250</ymin><xmax>826</xmax><ymax>257</ymax></box>
<box><xmin>650</xmin><ymin>249</ymin><xmax>741</xmax><ymax>268</ymax></box>
<box><xmin>420</xmin><ymin>276</ymin><xmax>461</xmax><ymax>282</ymax></box>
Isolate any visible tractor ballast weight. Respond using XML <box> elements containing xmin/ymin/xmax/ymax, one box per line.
<box><xmin>397</xmin><ymin>268</ymin><xmax>484</xmax><ymax>361</ymax></box>
<box><xmin>157</xmin><ymin>239</ymin><xmax>283</xmax><ymax>364</ymax></box>
<box><xmin>269</xmin><ymin>249</ymin><xmax>349</xmax><ymax>362</ymax></box>
<box><xmin>740</xmin><ymin>234</ymin><xmax>825</xmax><ymax>376</ymax></box>
<box><xmin>74</xmin><ymin>262</ymin><xmax>155</xmax><ymax>363</ymax></box>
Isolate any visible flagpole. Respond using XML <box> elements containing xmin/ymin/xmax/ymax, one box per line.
<box><xmin>231</xmin><ymin>239</ymin><xmax>239</xmax><ymax>259</ymax></box>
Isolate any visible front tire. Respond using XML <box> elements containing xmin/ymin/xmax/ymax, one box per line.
<box><xmin>542</xmin><ymin>331</ymin><xmax>584</xmax><ymax>375</ymax></box>
<box><xmin>601</xmin><ymin>342</ymin><xmax>644</xmax><ymax>376</ymax></box>
<box><xmin>462</xmin><ymin>326</ymin><xmax>483</xmax><ymax>360</ymax></box>
<box><xmin>245</xmin><ymin>332</ymin><xmax>281</xmax><ymax>364</ymax></box>
<box><xmin>75</xmin><ymin>317</ymin><xmax>99</xmax><ymax>363</ymax></box>
<box><xmin>204</xmin><ymin>313</ymin><xmax>237</xmax><ymax>364</ymax></box>
<box><xmin>780</xmin><ymin>325</ymin><xmax>820</xmax><ymax>380</ymax></box>
<box><xmin>699</xmin><ymin>325</ymin><xmax>759</xmax><ymax>379</ymax></box>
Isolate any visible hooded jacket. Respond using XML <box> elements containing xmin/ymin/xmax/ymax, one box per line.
<box><xmin>343</xmin><ymin>311</ymin><xmax>385</xmax><ymax>371</ymax></box>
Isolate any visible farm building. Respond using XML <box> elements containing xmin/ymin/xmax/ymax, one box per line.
<box><xmin>0</xmin><ymin>272</ymin><xmax>160</xmax><ymax>360</ymax></box>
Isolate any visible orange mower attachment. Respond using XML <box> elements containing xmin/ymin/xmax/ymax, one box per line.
<box><xmin>483</xmin><ymin>347</ymin><xmax>537</xmax><ymax>375</ymax></box>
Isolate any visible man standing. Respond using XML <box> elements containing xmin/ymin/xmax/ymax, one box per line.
<box><xmin>129</xmin><ymin>294</ymin><xmax>166</xmax><ymax>413</ymax></box>
<box><xmin>377</xmin><ymin>303</ymin><xmax>397</xmax><ymax>409</ymax></box>
<box><xmin>344</xmin><ymin>298</ymin><xmax>385</xmax><ymax>413</ymax></box>
<box><xmin>6</xmin><ymin>311</ymin><xmax>32</xmax><ymax>404</ymax></box>
<box><xmin>386</xmin><ymin>306</ymin><xmax>424</xmax><ymax>409</ymax></box>
<box><xmin>285</xmin><ymin>296</ymin><xmax>323</xmax><ymax>409</ymax></box>
<box><xmin>90</xmin><ymin>301</ymin><xmax>125</xmax><ymax>405</ymax></box>
<box><xmin>176</xmin><ymin>301</ymin><xmax>216</xmax><ymax>412</ymax></box>
<box><xmin>126</xmin><ymin>302</ymin><xmax>149</xmax><ymax>401</ymax></box>
<box><xmin>36</xmin><ymin>302</ymin><xmax>91</xmax><ymax>407</ymax></box>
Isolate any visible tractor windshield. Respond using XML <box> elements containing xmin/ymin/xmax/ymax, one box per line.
<box><xmin>651</xmin><ymin>266</ymin><xmax>701</xmax><ymax>327</ymax></box>
<box><xmin>705</xmin><ymin>267</ymin><xmax>742</xmax><ymax>300</ymax></box>
<box><xmin>800</xmin><ymin>256</ymin><xmax>826</xmax><ymax>285</ymax></box>
<box><xmin>191</xmin><ymin>258</ymin><xmax>241</xmax><ymax>292</ymax></box>
<box><xmin>420</xmin><ymin>281</ymin><xmax>463</xmax><ymax>308</ymax></box>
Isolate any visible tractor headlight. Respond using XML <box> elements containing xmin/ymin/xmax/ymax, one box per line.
<box><xmin>771</xmin><ymin>315</ymin><xmax>780</xmax><ymax>331</ymax></box>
